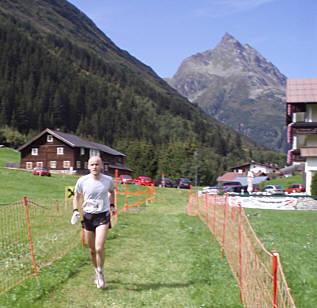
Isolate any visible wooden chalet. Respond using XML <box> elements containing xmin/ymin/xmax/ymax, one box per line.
<box><xmin>17</xmin><ymin>128</ymin><xmax>132</xmax><ymax>176</ymax></box>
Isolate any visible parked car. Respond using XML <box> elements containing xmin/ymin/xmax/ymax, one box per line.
<box><xmin>220</xmin><ymin>185</ymin><xmax>245</xmax><ymax>193</ymax></box>
<box><xmin>221</xmin><ymin>181</ymin><xmax>241</xmax><ymax>188</ymax></box>
<box><xmin>284</xmin><ymin>184</ymin><xmax>305</xmax><ymax>194</ymax></box>
<box><xmin>253</xmin><ymin>184</ymin><xmax>260</xmax><ymax>192</ymax></box>
<box><xmin>155</xmin><ymin>177</ymin><xmax>174</xmax><ymax>188</ymax></box>
<box><xmin>202</xmin><ymin>181</ymin><xmax>242</xmax><ymax>194</ymax></box>
<box><xmin>263</xmin><ymin>185</ymin><xmax>285</xmax><ymax>195</ymax></box>
<box><xmin>33</xmin><ymin>167</ymin><xmax>51</xmax><ymax>176</ymax></box>
<box><xmin>174</xmin><ymin>178</ymin><xmax>191</xmax><ymax>189</ymax></box>
<box><xmin>202</xmin><ymin>186</ymin><xmax>219</xmax><ymax>194</ymax></box>
<box><xmin>118</xmin><ymin>174</ymin><xmax>134</xmax><ymax>184</ymax></box>
<box><xmin>134</xmin><ymin>176</ymin><xmax>153</xmax><ymax>186</ymax></box>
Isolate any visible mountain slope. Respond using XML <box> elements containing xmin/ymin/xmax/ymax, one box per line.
<box><xmin>166</xmin><ymin>33</ymin><xmax>288</xmax><ymax>152</ymax></box>
<box><xmin>0</xmin><ymin>2</ymin><xmax>285</xmax><ymax>183</ymax></box>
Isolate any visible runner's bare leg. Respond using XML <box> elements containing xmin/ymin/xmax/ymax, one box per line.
<box><xmin>95</xmin><ymin>224</ymin><xmax>109</xmax><ymax>269</ymax></box>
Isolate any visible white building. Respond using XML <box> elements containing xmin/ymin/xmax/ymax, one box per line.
<box><xmin>230</xmin><ymin>161</ymin><xmax>279</xmax><ymax>176</ymax></box>
<box><xmin>286</xmin><ymin>78</ymin><xmax>317</xmax><ymax>195</ymax></box>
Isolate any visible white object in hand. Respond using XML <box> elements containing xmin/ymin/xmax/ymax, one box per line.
<box><xmin>71</xmin><ymin>210</ymin><xmax>80</xmax><ymax>224</ymax></box>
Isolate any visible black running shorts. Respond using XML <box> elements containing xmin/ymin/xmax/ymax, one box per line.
<box><xmin>81</xmin><ymin>211</ymin><xmax>111</xmax><ymax>232</ymax></box>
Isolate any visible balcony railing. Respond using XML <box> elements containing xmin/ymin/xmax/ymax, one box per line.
<box><xmin>291</xmin><ymin>122</ymin><xmax>317</xmax><ymax>136</ymax></box>
<box><xmin>300</xmin><ymin>147</ymin><xmax>317</xmax><ymax>157</ymax></box>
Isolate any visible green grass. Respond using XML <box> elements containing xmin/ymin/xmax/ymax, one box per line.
<box><xmin>245</xmin><ymin>208</ymin><xmax>317</xmax><ymax>308</ymax></box>
<box><xmin>0</xmin><ymin>147</ymin><xmax>20</xmax><ymax>167</ymax></box>
<box><xmin>0</xmin><ymin>168</ymin><xmax>79</xmax><ymax>203</ymax></box>
<box><xmin>0</xmin><ymin>168</ymin><xmax>316</xmax><ymax>307</ymax></box>
<box><xmin>0</xmin><ymin>187</ymin><xmax>243</xmax><ymax>308</ymax></box>
<box><xmin>263</xmin><ymin>174</ymin><xmax>303</xmax><ymax>189</ymax></box>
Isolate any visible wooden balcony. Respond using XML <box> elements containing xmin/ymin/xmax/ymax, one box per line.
<box><xmin>300</xmin><ymin>147</ymin><xmax>317</xmax><ymax>157</ymax></box>
<box><xmin>291</xmin><ymin>122</ymin><xmax>317</xmax><ymax>136</ymax></box>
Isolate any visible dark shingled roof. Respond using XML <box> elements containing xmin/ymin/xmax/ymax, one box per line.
<box><xmin>18</xmin><ymin>128</ymin><xmax>125</xmax><ymax>156</ymax></box>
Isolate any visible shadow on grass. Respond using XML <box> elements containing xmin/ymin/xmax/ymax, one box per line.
<box><xmin>103</xmin><ymin>279</ymin><xmax>193</xmax><ymax>291</ymax></box>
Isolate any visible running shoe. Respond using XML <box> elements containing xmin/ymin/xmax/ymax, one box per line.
<box><xmin>95</xmin><ymin>270</ymin><xmax>106</xmax><ymax>289</ymax></box>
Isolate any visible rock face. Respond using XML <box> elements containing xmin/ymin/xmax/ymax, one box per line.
<box><xmin>166</xmin><ymin>33</ymin><xmax>288</xmax><ymax>152</ymax></box>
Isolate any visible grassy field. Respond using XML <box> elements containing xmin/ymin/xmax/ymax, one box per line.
<box><xmin>0</xmin><ymin>167</ymin><xmax>79</xmax><ymax>203</ymax></box>
<box><xmin>246</xmin><ymin>208</ymin><xmax>317</xmax><ymax>307</ymax></box>
<box><xmin>0</xmin><ymin>186</ymin><xmax>244</xmax><ymax>308</ymax></box>
<box><xmin>263</xmin><ymin>174</ymin><xmax>303</xmax><ymax>189</ymax></box>
<box><xmin>0</xmin><ymin>151</ymin><xmax>315</xmax><ymax>307</ymax></box>
<box><xmin>0</xmin><ymin>147</ymin><xmax>20</xmax><ymax>167</ymax></box>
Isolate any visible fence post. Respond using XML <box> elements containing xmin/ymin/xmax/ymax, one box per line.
<box><xmin>114</xmin><ymin>169</ymin><xmax>119</xmax><ymax>225</ymax></box>
<box><xmin>146</xmin><ymin>185</ymin><xmax>149</xmax><ymax>206</ymax></box>
<box><xmin>239</xmin><ymin>204</ymin><xmax>243</xmax><ymax>303</ymax></box>
<box><xmin>125</xmin><ymin>182</ymin><xmax>128</xmax><ymax>211</ymax></box>
<box><xmin>212</xmin><ymin>194</ymin><xmax>216</xmax><ymax>243</ymax></box>
<box><xmin>137</xmin><ymin>183</ymin><xmax>141</xmax><ymax>205</ymax></box>
<box><xmin>115</xmin><ymin>169</ymin><xmax>118</xmax><ymax>208</ymax></box>
<box><xmin>205</xmin><ymin>193</ymin><xmax>209</xmax><ymax>230</ymax></box>
<box><xmin>23</xmin><ymin>196</ymin><xmax>40</xmax><ymax>284</ymax></box>
<box><xmin>272</xmin><ymin>251</ymin><xmax>279</xmax><ymax>308</ymax></box>
<box><xmin>221</xmin><ymin>194</ymin><xmax>228</xmax><ymax>259</ymax></box>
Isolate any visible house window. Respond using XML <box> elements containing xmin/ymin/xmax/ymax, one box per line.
<box><xmin>50</xmin><ymin>161</ymin><xmax>57</xmax><ymax>169</ymax></box>
<box><xmin>47</xmin><ymin>135</ymin><xmax>53</xmax><ymax>142</ymax></box>
<box><xmin>57</xmin><ymin>147</ymin><xmax>64</xmax><ymax>155</ymax></box>
<box><xmin>36</xmin><ymin>162</ymin><xmax>43</xmax><ymax>167</ymax></box>
<box><xmin>104</xmin><ymin>164</ymin><xmax>108</xmax><ymax>171</ymax></box>
<box><xmin>80</xmin><ymin>148</ymin><xmax>85</xmax><ymax>155</ymax></box>
<box><xmin>26</xmin><ymin>162</ymin><xmax>32</xmax><ymax>169</ymax></box>
<box><xmin>32</xmin><ymin>148</ymin><xmax>38</xmax><ymax>156</ymax></box>
<box><xmin>84</xmin><ymin>162</ymin><xmax>88</xmax><ymax>169</ymax></box>
<box><xmin>63</xmin><ymin>161</ymin><xmax>71</xmax><ymax>168</ymax></box>
<box><xmin>76</xmin><ymin>161</ymin><xmax>81</xmax><ymax>169</ymax></box>
<box><xmin>89</xmin><ymin>149</ymin><xmax>100</xmax><ymax>157</ymax></box>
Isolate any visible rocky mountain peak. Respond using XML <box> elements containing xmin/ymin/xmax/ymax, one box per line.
<box><xmin>167</xmin><ymin>33</ymin><xmax>286</xmax><ymax>100</ymax></box>
<box><xmin>165</xmin><ymin>33</ymin><xmax>288</xmax><ymax>153</ymax></box>
<box><xmin>217</xmin><ymin>32</ymin><xmax>242</xmax><ymax>49</ymax></box>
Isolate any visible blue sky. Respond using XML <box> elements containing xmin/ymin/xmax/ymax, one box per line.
<box><xmin>67</xmin><ymin>0</ymin><xmax>316</xmax><ymax>79</ymax></box>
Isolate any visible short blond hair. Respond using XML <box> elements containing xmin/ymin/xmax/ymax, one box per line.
<box><xmin>88</xmin><ymin>156</ymin><xmax>103</xmax><ymax>166</ymax></box>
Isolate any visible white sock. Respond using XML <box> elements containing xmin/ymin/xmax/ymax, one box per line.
<box><xmin>96</xmin><ymin>267</ymin><xmax>102</xmax><ymax>273</ymax></box>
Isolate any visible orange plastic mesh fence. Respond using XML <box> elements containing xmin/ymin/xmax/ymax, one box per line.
<box><xmin>115</xmin><ymin>183</ymin><xmax>155</xmax><ymax>215</ymax></box>
<box><xmin>0</xmin><ymin>179</ymin><xmax>155</xmax><ymax>294</ymax></box>
<box><xmin>186</xmin><ymin>192</ymin><xmax>296</xmax><ymax>308</ymax></box>
<box><xmin>0</xmin><ymin>198</ymin><xmax>81</xmax><ymax>295</ymax></box>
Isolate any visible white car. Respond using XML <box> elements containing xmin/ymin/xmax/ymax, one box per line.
<box><xmin>263</xmin><ymin>185</ymin><xmax>285</xmax><ymax>195</ymax></box>
<box><xmin>202</xmin><ymin>186</ymin><xmax>219</xmax><ymax>194</ymax></box>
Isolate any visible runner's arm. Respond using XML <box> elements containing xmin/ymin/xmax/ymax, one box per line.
<box><xmin>109</xmin><ymin>190</ymin><xmax>116</xmax><ymax>215</ymax></box>
<box><xmin>73</xmin><ymin>192</ymin><xmax>81</xmax><ymax>212</ymax></box>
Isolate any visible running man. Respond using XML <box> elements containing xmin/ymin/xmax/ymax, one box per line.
<box><xmin>71</xmin><ymin>156</ymin><xmax>116</xmax><ymax>289</ymax></box>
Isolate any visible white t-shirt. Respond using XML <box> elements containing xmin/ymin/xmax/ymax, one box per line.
<box><xmin>74</xmin><ymin>174</ymin><xmax>114</xmax><ymax>214</ymax></box>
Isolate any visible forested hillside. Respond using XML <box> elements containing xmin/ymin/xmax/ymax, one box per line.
<box><xmin>0</xmin><ymin>0</ymin><xmax>285</xmax><ymax>184</ymax></box>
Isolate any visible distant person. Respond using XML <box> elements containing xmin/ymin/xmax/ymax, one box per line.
<box><xmin>71</xmin><ymin>156</ymin><xmax>116</xmax><ymax>289</ymax></box>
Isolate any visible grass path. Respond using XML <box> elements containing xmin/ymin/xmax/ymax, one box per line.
<box><xmin>27</xmin><ymin>188</ymin><xmax>242</xmax><ymax>308</ymax></box>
